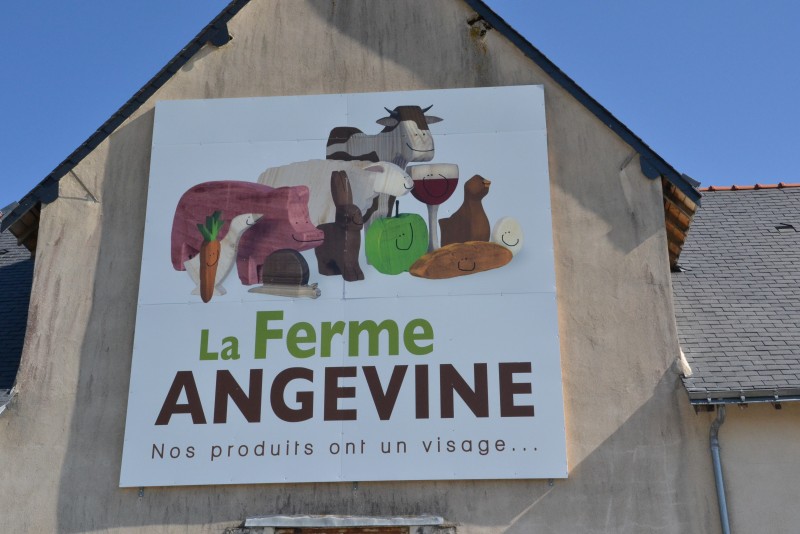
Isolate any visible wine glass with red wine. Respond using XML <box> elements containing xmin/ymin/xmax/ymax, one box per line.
<box><xmin>408</xmin><ymin>163</ymin><xmax>459</xmax><ymax>252</ymax></box>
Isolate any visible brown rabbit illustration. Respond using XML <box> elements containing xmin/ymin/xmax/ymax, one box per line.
<box><xmin>439</xmin><ymin>174</ymin><xmax>491</xmax><ymax>246</ymax></box>
<box><xmin>314</xmin><ymin>171</ymin><xmax>365</xmax><ymax>281</ymax></box>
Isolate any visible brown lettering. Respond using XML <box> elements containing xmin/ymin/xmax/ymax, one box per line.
<box><xmin>363</xmin><ymin>365</ymin><xmax>407</xmax><ymax>420</ymax></box>
<box><xmin>324</xmin><ymin>366</ymin><xmax>357</xmax><ymax>420</ymax></box>
<box><xmin>155</xmin><ymin>371</ymin><xmax>207</xmax><ymax>425</ymax></box>
<box><xmin>499</xmin><ymin>362</ymin><xmax>535</xmax><ymax>417</ymax></box>
<box><xmin>440</xmin><ymin>364</ymin><xmax>489</xmax><ymax>418</ymax></box>
<box><xmin>213</xmin><ymin>370</ymin><xmax>263</xmax><ymax>423</ymax></box>
<box><xmin>415</xmin><ymin>365</ymin><xmax>429</xmax><ymax>419</ymax></box>
<box><xmin>271</xmin><ymin>367</ymin><xmax>314</xmax><ymax>422</ymax></box>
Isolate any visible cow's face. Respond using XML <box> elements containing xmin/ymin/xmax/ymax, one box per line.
<box><xmin>377</xmin><ymin>106</ymin><xmax>442</xmax><ymax>163</ymax></box>
<box><xmin>398</xmin><ymin>120</ymin><xmax>435</xmax><ymax>162</ymax></box>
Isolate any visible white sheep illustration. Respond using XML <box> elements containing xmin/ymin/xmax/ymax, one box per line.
<box><xmin>257</xmin><ymin>159</ymin><xmax>413</xmax><ymax>226</ymax></box>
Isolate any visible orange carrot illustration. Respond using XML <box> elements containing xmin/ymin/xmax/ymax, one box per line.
<box><xmin>196</xmin><ymin>211</ymin><xmax>224</xmax><ymax>303</ymax></box>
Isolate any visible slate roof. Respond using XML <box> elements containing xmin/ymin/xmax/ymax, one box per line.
<box><xmin>672</xmin><ymin>185</ymin><xmax>800</xmax><ymax>403</ymax></box>
<box><xmin>0</xmin><ymin>230</ymin><xmax>34</xmax><ymax>401</ymax></box>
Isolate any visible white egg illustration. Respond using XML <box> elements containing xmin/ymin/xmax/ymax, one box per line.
<box><xmin>491</xmin><ymin>217</ymin><xmax>523</xmax><ymax>256</ymax></box>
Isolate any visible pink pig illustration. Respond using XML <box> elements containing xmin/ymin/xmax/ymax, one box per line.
<box><xmin>236</xmin><ymin>187</ymin><xmax>324</xmax><ymax>284</ymax></box>
<box><xmin>171</xmin><ymin>181</ymin><xmax>324</xmax><ymax>286</ymax></box>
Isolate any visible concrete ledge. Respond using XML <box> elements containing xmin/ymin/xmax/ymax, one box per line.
<box><xmin>245</xmin><ymin>515</ymin><xmax>444</xmax><ymax>528</ymax></box>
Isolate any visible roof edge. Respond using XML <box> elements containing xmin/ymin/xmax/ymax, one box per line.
<box><xmin>0</xmin><ymin>388</ymin><xmax>15</xmax><ymax>416</ymax></box>
<box><xmin>686</xmin><ymin>388</ymin><xmax>800</xmax><ymax>405</ymax></box>
<box><xmin>0</xmin><ymin>0</ymin><xmax>249</xmax><ymax>233</ymax></box>
<box><xmin>464</xmin><ymin>0</ymin><xmax>701</xmax><ymax>204</ymax></box>
<box><xmin>4</xmin><ymin>0</ymin><xmax>702</xmax><ymax>233</ymax></box>
<box><xmin>701</xmin><ymin>182</ymin><xmax>800</xmax><ymax>192</ymax></box>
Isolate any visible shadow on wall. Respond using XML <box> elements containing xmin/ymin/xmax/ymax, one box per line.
<box><xmin>501</xmin><ymin>369</ymin><xmax>719</xmax><ymax>534</ymax></box>
<box><xmin>305</xmin><ymin>0</ymin><xmax>663</xmax><ymax>258</ymax></box>
<box><xmin>55</xmin><ymin>109</ymin><xmax>157</xmax><ymax>531</ymax></box>
<box><xmin>0</xmin><ymin>254</ymin><xmax>34</xmax><ymax>390</ymax></box>
<box><xmin>305</xmin><ymin>0</ymin><xmax>500</xmax><ymax>89</ymax></box>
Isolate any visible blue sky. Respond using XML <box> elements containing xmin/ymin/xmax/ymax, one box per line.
<box><xmin>2</xmin><ymin>1</ymin><xmax>798</xmax><ymax>207</ymax></box>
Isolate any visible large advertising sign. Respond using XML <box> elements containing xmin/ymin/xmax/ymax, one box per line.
<box><xmin>120</xmin><ymin>85</ymin><xmax>566</xmax><ymax>486</ymax></box>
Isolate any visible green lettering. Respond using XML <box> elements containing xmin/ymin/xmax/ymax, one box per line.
<box><xmin>321</xmin><ymin>321</ymin><xmax>346</xmax><ymax>357</ymax></box>
<box><xmin>287</xmin><ymin>322</ymin><xmax>316</xmax><ymax>358</ymax></box>
<box><xmin>404</xmin><ymin>319</ymin><xmax>434</xmax><ymax>355</ymax></box>
<box><xmin>254</xmin><ymin>311</ymin><xmax>284</xmax><ymax>359</ymax></box>
<box><xmin>199</xmin><ymin>329</ymin><xmax>218</xmax><ymax>360</ymax></box>
<box><xmin>221</xmin><ymin>336</ymin><xmax>240</xmax><ymax>360</ymax></box>
<box><xmin>348</xmin><ymin>320</ymin><xmax>399</xmax><ymax>357</ymax></box>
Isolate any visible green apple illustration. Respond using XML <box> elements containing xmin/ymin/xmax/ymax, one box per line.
<box><xmin>366</xmin><ymin>202</ymin><xmax>428</xmax><ymax>275</ymax></box>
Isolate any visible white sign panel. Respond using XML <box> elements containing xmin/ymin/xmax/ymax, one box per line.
<box><xmin>120</xmin><ymin>85</ymin><xmax>566</xmax><ymax>486</ymax></box>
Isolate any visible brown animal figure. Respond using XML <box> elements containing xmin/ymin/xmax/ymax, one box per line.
<box><xmin>314</xmin><ymin>171</ymin><xmax>365</xmax><ymax>281</ymax></box>
<box><xmin>439</xmin><ymin>175</ymin><xmax>491</xmax><ymax>246</ymax></box>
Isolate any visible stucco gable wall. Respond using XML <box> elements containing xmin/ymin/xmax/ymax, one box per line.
<box><xmin>0</xmin><ymin>1</ymin><xmax>716</xmax><ymax>532</ymax></box>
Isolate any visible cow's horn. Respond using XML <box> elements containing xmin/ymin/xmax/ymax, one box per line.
<box><xmin>422</xmin><ymin>105</ymin><xmax>434</xmax><ymax>113</ymax></box>
<box><xmin>384</xmin><ymin>107</ymin><xmax>400</xmax><ymax>118</ymax></box>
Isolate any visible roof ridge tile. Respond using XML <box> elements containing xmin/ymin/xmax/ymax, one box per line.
<box><xmin>702</xmin><ymin>183</ymin><xmax>800</xmax><ymax>192</ymax></box>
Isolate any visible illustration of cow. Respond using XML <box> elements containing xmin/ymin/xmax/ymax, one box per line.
<box><xmin>326</xmin><ymin>105</ymin><xmax>443</xmax><ymax>219</ymax></box>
